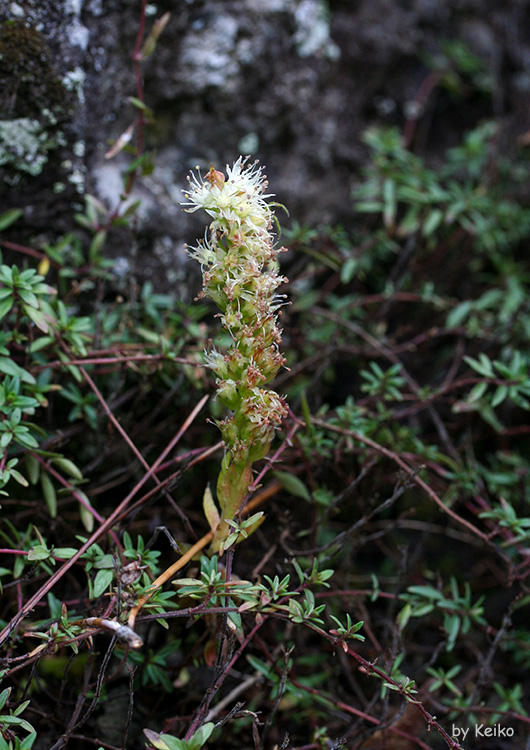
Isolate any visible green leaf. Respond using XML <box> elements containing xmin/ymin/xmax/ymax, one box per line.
<box><xmin>446</xmin><ymin>300</ymin><xmax>472</xmax><ymax>328</ymax></box>
<box><xmin>89</xmin><ymin>230</ymin><xmax>107</xmax><ymax>263</ymax></box>
<box><xmin>28</xmin><ymin>335</ymin><xmax>54</xmax><ymax>352</ymax></box>
<box><xmin>246</xmin><ymin>654</ymin><xmax>274</xmax><ymax>679</ymax></box>
<box><xmin>52</xmin><ymin>457</ymin><xmax>83</xmax><ymax>480</ymax></box>
<box><xmin>464</xmin><ymin>354</ymin><xmax>493</xmax><ymax>378</ymax></box>
<box><xmin>292</xmin><ymin>558</ymin><xmax>304</xmax><ymax>585</ymax></box>
<box><xmin>491</xmin><ymin>384</ymin><xmax>508</xmax><ymax>408</ymax></box>
<box><xmin>0</xmin><ymin>686</ymin><xmax>11</xmax><ymax>710</ymax></box>
<box><xmin>0</xmin><ymin>296</ymin><xmax>13</xmax><ymax>320</ymax></box>
<box><xmin>77</xmin><ymin>490</ymin><xmax>94</xmax><ymax>532</ymax></box>
<box><xmin>25</xmin><ymin>305</ymin><xmax>50</xmax><ymax>333</ymax></box>
<box><xmin>27</xmin><ymin>544</ymin><xmax>50</xmax><ymax>561</ymax></box>
<box><xmin>14</xmin><ymin>427</ymin><xmax>39</xmax><ymax>449</ymax></box>
<box><xmin>18</xmin><ymin>289</ymin><xmax>39</xmax><ymax>308</ymax></box>
<box><xmin>467</xmin><ymin>381</ymin><xmax>488</xmax><ymax>403</ymax></box>
<box><xmin>0</xmin><ymin>357</ymin><xmax>36</xmax><ymax>384</ymax></box>
<box><xmin>273</xmin><ymin>470</ymin><xmax>311</xmax><ymax>501</ymax></box>
<box><xmin>0</xmin><ymin>286</ymin><xmax>13</xmax><ymax>300</ymax></box>
<box><xmin>128</xmin><ymin>96</ymin><xmax>152</xmax><ymax>114</ymax></box>
<box><xmin>41</xmin><ymin>472</ymin><xmax>57</xmax><ymax>518</ymax></box>
<box><xmin>397</xmin><ymin>206</ymin><xmax>421</xmax><ymax>235</ymax></box>
<box><xmin>93</xmin><ymin>568</ymin><xmax>114</xmax><ymax>598</ymax></box>
<box><xmin>411</xmin><ymin>603</ymin><xmax>435</xmax><ymax>617</ymax></box>
<box><xmin>120</xmin><ymin>199</ymin><xmax>142</xmax><ymax>220</ymax></box>
<box><xmin>0</xmin><ymin>432</ymin><xmax>13</xmax><ymax>449</ymax></box>
<box><xmin>202</xmin><ymin>484</ymin><xmax>220</xmax><ymax>531</ymax></box>
<box><xmin>124</xmin><ymin>151</ymin><xmax>155</xmax><ymax>176</ymax></box>
<box><xmin>383</xmin><ymin>178</ymin><xmax>397</xmax><ymax>227</ymax></box>
<box><xmin>74</xmin><ymin>213</ymin><xmax>95</xmax><ymax>230</ymax></box>
<box><xmin>422</xmin><ymin>208</ymin><xmax>444</xmax><ymax>237</ymax></box>
<box><xmin>241</xmin><ymin>512</ymin><xmax>265</xmax><ymax>534</ymax></box>
<box><xmin>143</xmin><ymin>729</ymin><xmax>185</xmax><ymax>750</ymax></box>
<box><xmin>355</xmin><ymin>201</ymin><xmax>383</xmax><ymax>213</ymax></box>
<box><xmin>190</xmin><ymin>723</ymin><xmax>214</xmax><ymax>748</ymax></box>
<box><xmin>444</xmin><ymin>614</ymin><xmax>461</xmax><ymax>651</ymax></box>
<box><xmin>25</xmin><ymin>454</ymin><xmax>40</xmax><ymax>485</ymax></box>
<box><xmin>54</xmin><ymin>547</ymin><xmax>78</xmax><ymax>559</ymax></box>
<box><xmin>0</xmin><ymin>208</ymin><xmax>23</xmax><ymax>231</ymax></box>
<box><xmin>9</xmin><ymin>467</ymin><xmax>29</xmax><ymax>486</ymax></box>
<box><xmin>21</xmin><ymin>733</ymin><xmax>37</xmax><ymax>750</ymax></box>
<box><xmin>0</xmin><ymin>715</ymin><xmax>34</xmax><ymax>732</ymax></box>
<box><xmin>406</xmin><ymin>585</ymin><xmax>444</xmax><ymax>600</ymax></box>
<box><xmin>139</xmin><ymin>11</ymin><xmax>171</xmax><ymax>58</ymax></box>
<box><xmin>340</xmin><ymin>256</ymin><xmax>358</xmax><ymax>284</ymax></box>
<box><xmin>47</xmin><ymin>591</ymin><xmax>62</xmax><ymax>620</ymax></box>
<box><xmin>0</xmin><ymin>265</ymin><xmax>14</xmax><ymax>283</ymax></box>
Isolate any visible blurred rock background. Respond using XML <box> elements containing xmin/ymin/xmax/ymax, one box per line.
<box><xmin>1</xmin><ymin>0</ymin><xmax>530</xmax><ymax>290</ymax></box>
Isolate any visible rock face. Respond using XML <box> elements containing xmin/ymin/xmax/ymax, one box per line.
<box><xmin>0</xmin><ymin>0</ymin><xmax>89</xmax><ymax>225</ymax></box>
<box><xmin>1</xmin><ymin>0</ymin><xmax>530</xmax><ymax>287</ymax></box>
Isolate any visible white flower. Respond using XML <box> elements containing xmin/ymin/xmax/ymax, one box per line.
<box><xmin>184</xmin><ymin>156</ymin><xmax>287</xmax><ymax>460</ymax></box>
<box><xmin>186</xmin><ymin>236</ymin><xmax>215</xmax><ymax>268</ymax></box>
<box><xmin>182</xmin><ymin>157</ymin><xmax>273</xmax><ymax>232</ymax></box>
<box><xmin>204</xmin><ymin>348</ymin><xmax>226</xmax><ymax>372</ymax></box>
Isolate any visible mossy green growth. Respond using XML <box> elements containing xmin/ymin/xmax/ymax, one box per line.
<box><xmin>0</xmin><ymin>21</ymin><xmax>67</xmax><ymax>118</ymax></box>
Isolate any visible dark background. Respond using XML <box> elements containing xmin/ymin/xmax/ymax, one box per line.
<box><xmin>2</xmin><ymin>0</ymin><xmax>530</xmax><ymax>286</ymax></box>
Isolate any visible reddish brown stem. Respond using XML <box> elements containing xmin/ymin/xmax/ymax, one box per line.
<box><xmin>0</xmin><ymin>395</ymin><xmax>208</xmax><ymax>647</ymax></box>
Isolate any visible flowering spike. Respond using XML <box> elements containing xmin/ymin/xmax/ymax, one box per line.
<box><xmin>183</xmin><ymin>157</ymin><xmax>288</xmax><ymax>551</ymax></box>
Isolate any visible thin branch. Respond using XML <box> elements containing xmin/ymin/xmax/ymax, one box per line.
<box><xmin>0</xmin><ymin>395</ymin><xmax>208</xmax><ymax>647</ymax></box>
<box><xmin>312</xmin><ymin>416</ymin><xmax>491</xmax><ymax>545</ymax></box>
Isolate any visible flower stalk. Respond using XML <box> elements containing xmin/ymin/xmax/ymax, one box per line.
<box><xmin>183</xmin><ymin>158</ymin><xmax>288</xmax><ymax>552</ymax></box>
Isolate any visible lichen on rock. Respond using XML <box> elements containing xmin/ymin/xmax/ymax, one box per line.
<box><xmin>0</xmin><ymin>16</ymin><xmax>79</xmax><ymax>213</ymax></box>
<box><xmin>0</xmin><ymin>118</ymin><xmax>54</xmax><ymax>177</ymax></box>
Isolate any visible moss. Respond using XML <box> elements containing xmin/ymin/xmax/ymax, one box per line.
<box><xmin>0</xmin><ymin>20</ymin><xmax>72</xmax><ymax>182</ymax></box>
<box><xmin>0</xmin><ymin>20</ymin><xmax>68</xmax><ymax>119</ymax></box>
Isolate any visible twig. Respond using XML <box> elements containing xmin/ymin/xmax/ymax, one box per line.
<box><xmin>313</xmin><ymin>306</ymin><xmax>460</xmax><ymax>463</ymax></box>
<box><xmin>312</xmin><ymin>417</ymin><xmax>490</xmax><ymax>544</ymax></box>
<box><xmin>204</xmin><ymin>673</ymin><xmax>262</xmax><ymax>723</ymax></box>
<box><xmin>126</xmin><ymin>478</ymin><xmax>285</xmax><ymax>628</ymax></box>
<box><xmin>0</xmin><ymin>394</ymin><xmax>208</xmax><ymax>647</ymax></box>
<box><xmin>127</xmin><ymin>529</ymin><xmax>215</xmax><ymax>629</ymax></box>
<box><xmin>31</xmin><ymin>453</ymin><xmax>121</xmax><ymax>549</ymax></box>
